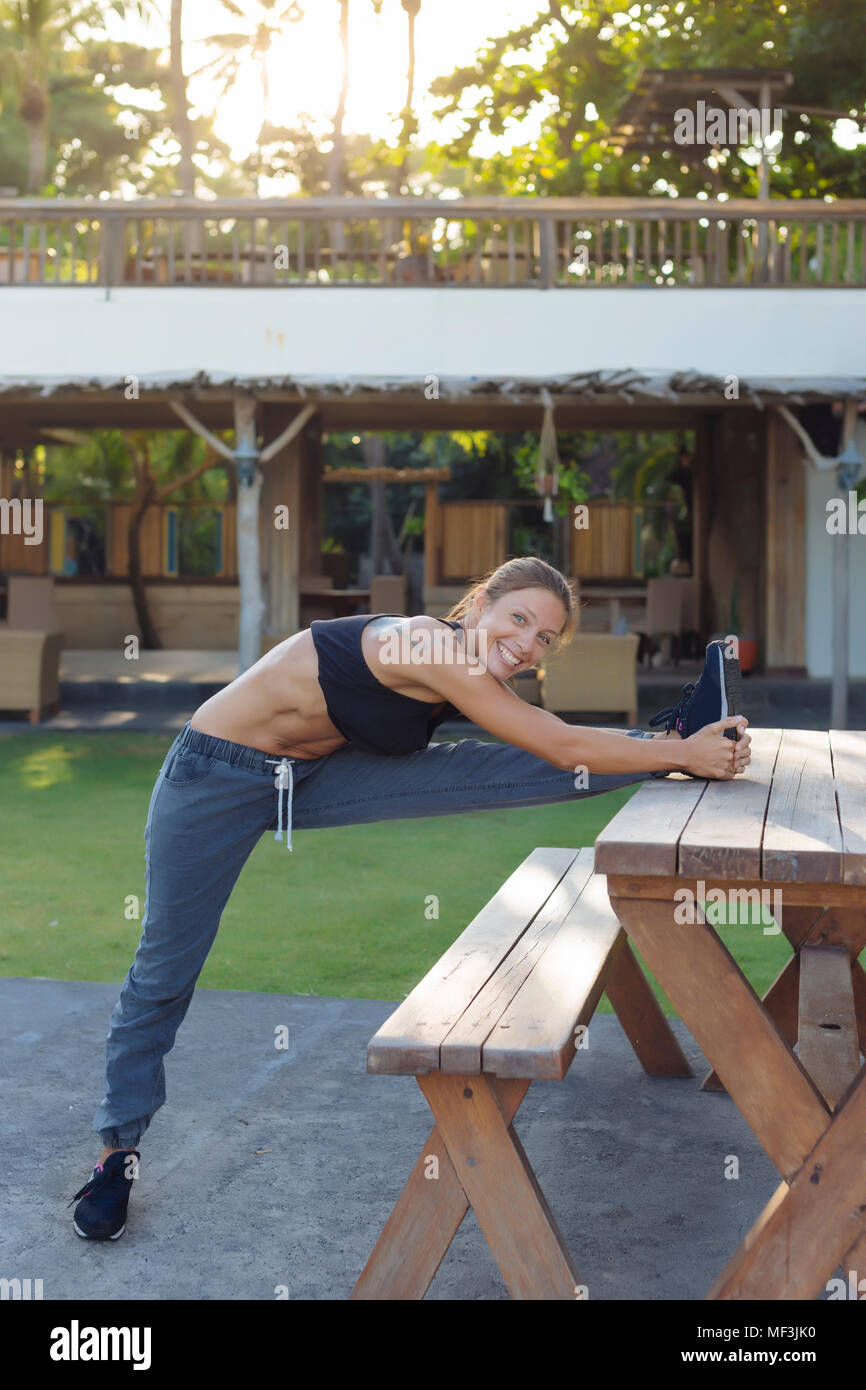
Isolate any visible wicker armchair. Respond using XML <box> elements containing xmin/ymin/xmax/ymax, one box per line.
<box><xmin>538</xmin><ymin>632</ymin><xmax>639</xmax><ymax>725</ymax></box>
<box><xmin>0</xmin><ymin>575</ymin><xmax>63</xmax><ymax>722</ymax></box>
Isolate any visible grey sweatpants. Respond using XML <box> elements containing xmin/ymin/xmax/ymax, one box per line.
<box><xmin>92</xmin><ymin>720</ymin><xmax>656</xmax><ymax>1147</ymax></box>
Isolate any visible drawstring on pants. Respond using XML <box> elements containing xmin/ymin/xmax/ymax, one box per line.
<box><xmin>264</xmin><ymin>757</ymin><xmax>294</xmax><ymax>852</ymax></box>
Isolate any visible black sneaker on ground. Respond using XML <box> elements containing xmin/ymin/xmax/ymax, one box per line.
<box><xmin>647</xmin><ymin>639</ymin><xmax>744</xmax><ymax>775</ymax></box>
<box><xmin>68</xmin><ymin>1149</ymin><xmax>140</xmax><ymax>1240</ymax></box>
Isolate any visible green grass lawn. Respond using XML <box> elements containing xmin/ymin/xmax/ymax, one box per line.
<box><xmin>0</xmin><ymin>732</ymin><xmax>798</xmax><ymax>1014</ymax></box>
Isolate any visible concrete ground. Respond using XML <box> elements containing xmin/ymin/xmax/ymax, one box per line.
<box><xmin>1</xmin><ymin>977</ymin><xmax>794</xmax><ymax>1301</ymax></box>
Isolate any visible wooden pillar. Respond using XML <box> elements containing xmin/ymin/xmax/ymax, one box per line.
<box><xmin>705</xmin><ymin>407</ymin><xmax>765</xmax><ymax>658</ymax></box>
<box><xmin>300</xmin><ymin>422</ymin><xmax>323</xmax><ymax>577</ymax></box>
<box><xmin>691</xmin><ymin>415</ymin><xmax>712</xmax><ymax>637</ymax></box>
<box><xmin>424</xmin><ymin>481</ymin><xmax>442</xmax><ymax>590</ymax></box>
<box><xmin>765</xmin><ymin>410</ymin><xmax>806</xmax><ymax>673</ymax></box>
<box><xmin>259</xmin><ymin>405</ymin><xmax>322</xmax><ymax>640</ymax></box>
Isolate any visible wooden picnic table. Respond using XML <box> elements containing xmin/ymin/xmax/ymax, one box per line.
<box><xmin>594</xmin><ymin>727</ymin><xmax>866</xmax><ymax>1300</ymax></box>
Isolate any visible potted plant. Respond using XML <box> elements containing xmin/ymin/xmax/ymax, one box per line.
<box><xmin>717</xmin><ymin>578</ymin><xmax>757</xmax><ymax>675</ymax></box>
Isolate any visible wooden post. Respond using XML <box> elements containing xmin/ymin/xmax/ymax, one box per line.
<box><xmin>424</xmin><ymin>481</ymin><xmax>441</xmax><ymax>592</ymax></box>
<box><xmin>259</xmin><ymin>405</ymin><xmax>322</xmax><ymax>643</ymax></box>
<box><xmin>234</xmin><ymin>395</ymin><xmax>265</xmax><ymax>674</ymax></box>
<box><xmin>691</xmin><ymin>415</ymin><xmax>712</xmax><ymax>640</ymax></box>
<box><xmin>764</xmin><ymin>410</ymin><xmax>806</xmax><ymax>672</ymax></box>
<box><xmin>830</xmin><ymin>401</ymin><xmax>857</xmax><ymax>729</ymax></box>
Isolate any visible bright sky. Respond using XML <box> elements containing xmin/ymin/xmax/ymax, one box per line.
<box><xmin>107</xmin><ymin>0</ymin><xmax>555</xmax><ymax>191</ymax></box>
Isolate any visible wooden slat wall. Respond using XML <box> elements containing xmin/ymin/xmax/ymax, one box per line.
<box><xmin>22</xmin><ymin>500</ymin><xmax>241</xmax><ymax>579</ymax></box>
<box><xmin>138</xmin><ymin>506</ymin><xmax>163</xmax><ymax>576</ymax></box>
<box><xmin>569</xmin><ymin>503</ymin><xmax>641</xmax><ymax>579</ymax></box>
<box><xmin>440</xmin><ymin>501</ymin><xmax>507</xmax><ymax>581</ymax></box>
<box><xmin>0</xmin><ymin>521</ymin><xmax>47</xmax><ymax>572</ymax></box>
<box><xmin>109</xmin><ymin>502</ymin><xmax>131</xmax><ymax>576</ymax></box>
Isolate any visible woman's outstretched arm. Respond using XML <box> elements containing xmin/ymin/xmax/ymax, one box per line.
<box><xmin>404</xmin><ymin>633</ymin><xmax>749</xmax><ymax>779</ymax></box>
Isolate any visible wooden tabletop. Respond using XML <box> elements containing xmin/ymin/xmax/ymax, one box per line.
<box><xmin>595</xmin><ymin>727</ymin><xmax>866</xmax><ymax>885</ymax></box>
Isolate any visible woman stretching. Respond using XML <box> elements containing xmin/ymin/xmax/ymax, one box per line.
<box><xmin>69</xmin><ymin>556</ymin><xmax>750</xmax><ymax>1239</ymax></box>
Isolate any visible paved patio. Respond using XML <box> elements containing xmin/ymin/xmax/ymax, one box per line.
<box><xmin>0</xmin><ymin>976</ymin><xmax>803</xmax><ymax>1301</ymax></box>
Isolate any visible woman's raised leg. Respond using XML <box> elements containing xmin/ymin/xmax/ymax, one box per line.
<box><xmin>288</xmin><ymin>729</ymin><xmax>660</xmax><ymax>831</ymax></box>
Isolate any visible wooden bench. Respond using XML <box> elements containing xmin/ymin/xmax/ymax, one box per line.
<box><xmin>351</xmin><ymin>846</ymin><xmax>693</xmax><ymax>1300</ymax></box>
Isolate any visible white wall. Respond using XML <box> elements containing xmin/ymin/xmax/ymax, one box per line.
<box><xmin>3</xmin><ymin>286</ymin><xmax>866</xmax><ymax>379</ymax></box>
<box><xmin>805</xmin><ymin>418</ymin><xmax>866</xmax><ymax>677</ymax></box>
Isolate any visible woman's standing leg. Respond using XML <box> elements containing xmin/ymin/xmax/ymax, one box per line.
<box><xmin>91</xmin><ymin>729</ymin><xmax>282</xmax><ymax>1150</ymax></box>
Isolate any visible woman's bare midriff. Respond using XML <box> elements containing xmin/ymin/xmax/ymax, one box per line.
<box><xmin>187</xmin><ymin>619</ymin><xmax>448</xmax><ymax>759</ymax></box>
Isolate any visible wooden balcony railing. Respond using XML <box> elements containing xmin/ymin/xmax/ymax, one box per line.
<box><xmin>1</xmin><ymin>196</ymin><xmax>865</xmax><ymax>288</ymax></box>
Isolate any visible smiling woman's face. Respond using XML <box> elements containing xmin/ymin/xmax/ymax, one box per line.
<box><xmin>467</xmin><ymin>586</ymin><xmax>568</xmax><ymax>682</ymax></box>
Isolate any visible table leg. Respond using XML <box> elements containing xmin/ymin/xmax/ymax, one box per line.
<box><xmin>604</xmin><ymin>940</ymin><xmax>693</xmax><ymax>1077</ymax></box>
<box><xmin>350</xmin><ymin>1112</ymin><xmax>472</xmax><ymax>1300</ymax></box>
<box><xmin>701</xmin><ymin>954</ymin><xmax>800</xmax><ymax>1092</ymax></box>
<box><xmin>702</xmin><ymin>905</ymin><xmax>866</xmax><ymax>1092</ymax></box>
<box><xmin>352</xmin><ymin>1075</ymin><xmax>578</xmax><ymax>1300</ymax></box>
<box><xmin>607</xmin><ymin>892</ymin><xmax>830</xmax><ymax>1178</ymax></box>
<box><xmin>854</xmin><ymin>966</ymin><xmax>866</xmax><ymax>1056</ymax></box>
<box><xmin>798</xmin><ymin>946</ymin><xmax>860</xmax><ymax>1110</ymax></box>
<box><xmin>417</xmin><ymin>1073</ymin><xmax>581</xmax><ymax>1299</ymax></box>
<box><xmin>708</xmin><ymin>1066</ymin><xmax>866</xmax><ymax>1300</ymax></box>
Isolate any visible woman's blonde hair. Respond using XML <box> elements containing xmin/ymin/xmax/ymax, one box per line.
<box><xmin>443</xmin><ymin>556</ymin><xmax>578</xmax><ymax>655</ymax></box>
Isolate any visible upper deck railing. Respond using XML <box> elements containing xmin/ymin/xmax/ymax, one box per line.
<box><xmin>1</xmin><ymin>196</ymin><xmax>865</xmax><ymax>288</ymax></box>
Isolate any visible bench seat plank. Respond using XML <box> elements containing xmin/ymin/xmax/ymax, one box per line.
<box><xmin>440</xmin><ymin>847</ymin><xmax>597</xmax><ymax>1076</ymax></box>
<box><xmin>479</xmin><ymin>868</ymin><xmax>625</xmax><ymax>1080</ymax></box>
<box><xmin>366</xmin><ymin>847</ymin><xmax>578</xmax><ymax>1075</ymax></box>
<box><xmin>762</xmin><ymin>730</ymin><xmax>843</xmax><ymax>883</ymax></box>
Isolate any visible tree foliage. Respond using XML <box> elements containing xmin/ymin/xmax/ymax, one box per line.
<box><xmin>425</xmin><ymin>0</ymin><xmax>866</xmax><ymax>200</ymax></box>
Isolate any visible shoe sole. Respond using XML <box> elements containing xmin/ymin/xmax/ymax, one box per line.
<box><xmin>716</xmin><ymin>641</ymin><xmax>743</xmax><ymax>741</ymax></box>
<box><xmin>73</xmin><ymin>1219</ymin><xmax>126</xmax><ymax>1240</ymax></box>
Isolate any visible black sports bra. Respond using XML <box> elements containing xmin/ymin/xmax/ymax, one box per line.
<box><xmin>309</xmin><ymin>613</ymin><xmax>463</xmax><ymax>756</ymax></box>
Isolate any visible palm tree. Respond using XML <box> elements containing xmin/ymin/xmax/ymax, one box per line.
<box><xmin>327</xmin><ymin>0</ymin><xmax>350</xmax><ymax>198</ymax></box>
<box><xmin>185</xmin><ymin>0</ymin><xmax>305</xmax><ymax>195</ymax></box>
<box><xmin>0</xmin><ymin>0</ymin><xmax>153</xmax><ymax>194</ymax></box>
<box><xmin>396</xmin><ymin>0</ymin><xmax>421</xmax><ymax>196</ymax></box>
<box><xmin>170</xmin><ymin>0</ymin><xmax>196</xmax><ymax>196</ymax></box>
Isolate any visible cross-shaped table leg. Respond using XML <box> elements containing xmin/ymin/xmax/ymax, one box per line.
<box><xmin>351</xmin><ymin>1075</ymin><xmax>582</xmax><ymax>1300</ymax></box>
<box><xmin>607</xmin><ymin>878</ymin><xmax>866</xmax><ymax>1299</ymax></box>
<box><xmin>700</xmin><ymin>906</ymin><xmax>866</xmax><ymax>1091</ymax></box>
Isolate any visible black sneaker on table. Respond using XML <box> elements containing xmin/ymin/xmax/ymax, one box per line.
<box><xmin>647</xmin><ymin>639</ymin><xmax>744</xmax><ymax>777</ymax></box>
<box><xmin>68</xmin><ymin>1149</ymin><xmax>140</xmax><ymax>1241</ymax></box>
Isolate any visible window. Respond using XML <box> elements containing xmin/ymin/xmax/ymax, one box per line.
<box><xmin>49</xmin><ymin>505</ymin><xmax>107</xmax><ymax>576</ymax></box>
<box><xmin>178</xmin><ymin>506</ymin><xmax>223</xmax><ymax>577</ymax></box>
